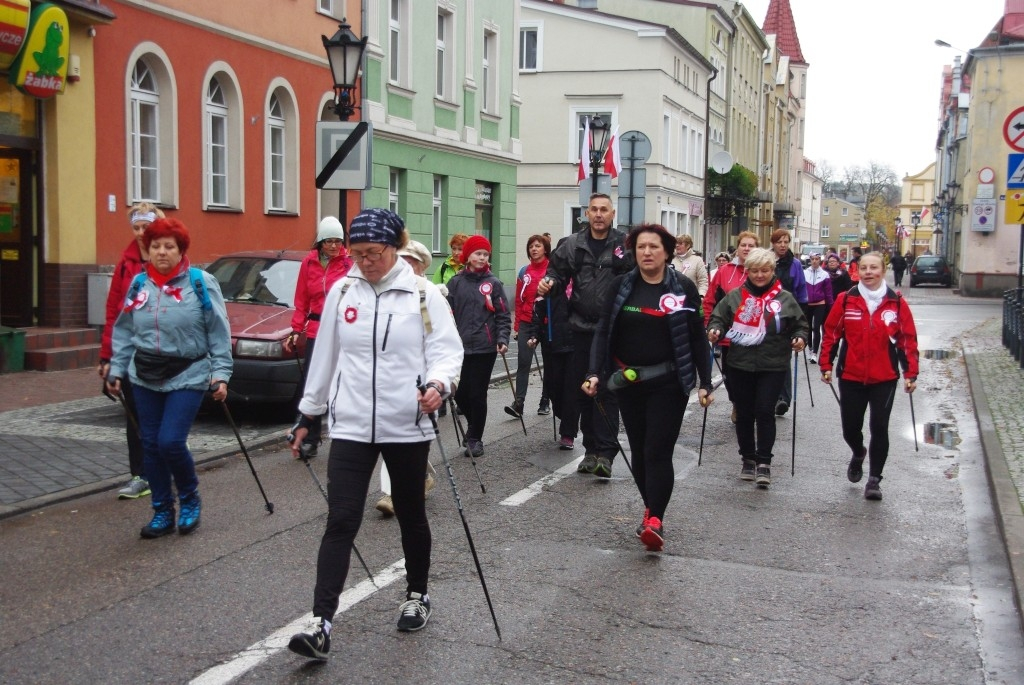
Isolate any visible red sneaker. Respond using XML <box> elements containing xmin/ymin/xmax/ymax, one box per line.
<box><xmin>635</xmin><ymin>508</ymin><xmax>650</xmax><ymax>538</ymax></box>
<box><xmin>640</xmin><ymin>516</ymin><xmax>664</xmax><ymax>552</ymax></box>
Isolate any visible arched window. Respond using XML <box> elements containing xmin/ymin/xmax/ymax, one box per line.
<box><xmin>201</xmin><ymin>64</ymin><xmax>243</xmax><ymax>210</ymax></box>
<box><xmin>265</xmin><ymin>82</ymin><xmax>299</xmax><ymax>214</ymax></box>
<box><xmin>129</xmin><ymin>60</ymin><xmax>160</xmax><ymax>202</ymax></box>
<box><xmin>206</xmin><ymin>78</ymin><xmax>228</xmax><ymax>206</ymax></box>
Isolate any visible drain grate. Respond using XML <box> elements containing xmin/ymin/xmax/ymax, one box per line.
<box><xmin>922</xmin><ymin>421</ymin><xmax>960</xmax><ymax>448</ymax></box>
<box><xmin>921</xmin><ymin>349</ymin><xmax>959</xmax><ymax>360</ymax></box>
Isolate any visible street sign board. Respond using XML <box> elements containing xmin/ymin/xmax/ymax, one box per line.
<box><xmin>1006</xmin><ymin>190</ymin><xmax>1024</xmax><ymax>223</ymax></box>
<box><xmin>970</xmin><ymin>198</ymin><xmax>997</xmax><ymax>232</ymax></box>
<box><xmin>617</xmin><ymin>197</ymin><xmax>646</xmax><ymax>227</ymax></box>
<box><xmin>316</xmin><ymin>121</ymin><xmax>372</xmax><ymax>190</ymax></box>
<box><xmin>1008</xmin><ymin>153</ymin><xmax>1024</xmax><ymax>188</ymax></box>
<box><xmin>1003</xmin><ymin>106</ymin><xmax>1024</xmax><ymax>152</ymax></box>
<box><xmin>839</xmin><ymin>233</ymin><xmax>859</xmax><ymax>241</ymax></box>
<box><xmin>618</xmin><ymin>130</ymin><xmax>651</xmax><ymax>168</ymax></box>
<box><xmin>618</xmin><ymin>167</ymin><xmax>646</xmax><ymax>197</ymax></box>
<box><xmin>578</xmin><ymin>174</ymin><xmax>611</xmax><ymax>206</ymax></box>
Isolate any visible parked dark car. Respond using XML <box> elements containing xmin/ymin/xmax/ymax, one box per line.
<box><xmin>909</xmin><ymin>255</ymin><xmax>952</xmax><ymax>287</ymax></box>
<box><xmin>204</xmin><ymin>250</ymin><xmax>308</xmax><ymax>405</ymax></box>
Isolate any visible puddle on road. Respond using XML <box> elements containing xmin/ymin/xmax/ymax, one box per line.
<box><xmin>920</xmin><ymin>421</ymin><xmax>961</xmax><ymax>448</ymax></box>
<box><xmin>920</xmin><ymin>349</ymin><xmax>960</xmax><ymax>360</ymax></box>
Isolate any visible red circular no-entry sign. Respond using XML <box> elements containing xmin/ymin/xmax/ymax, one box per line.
<box><xmin>1004</xmin><ymin>106</ymin><xmax>1024</xmax><ymax>152</ymax></box>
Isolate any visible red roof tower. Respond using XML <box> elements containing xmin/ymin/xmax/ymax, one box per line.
<box><xmin>762</xmin><ymin>0</ymin><xmax>807</xmax><ymax>65</ymax></box>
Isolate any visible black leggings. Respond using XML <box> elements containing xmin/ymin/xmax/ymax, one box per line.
<box><xmin>541</xmin><ymin>346</ymin><xmax>579</xmax><ymax>440</ymax></box>
<box><xmin>839</xmin><ymin>378</ymin><xmax>898</xmax><ymax>479</ymax></box>
<box><xmin>728</xmin><ymin>368</ymin><xmax>787</xmax><ymax>464</ymax></box>
<box><xmin>313</xmin><ymin>439</ymin><xmax>431</xmax><ymax>620</ymax></box>
<box><xmin>455</xmin><ymin>352</ymin><xmax>497</xmax><ymax>442</ymax></box>
<box><xmin>617</xmin><ymin>378</ymin><xmax>687</xmax><ymax>521</ymax></box>
<box><xmin>806</xmin><ymin>304</ymin><xmax>827</xmax><ymax>353</ymax></box>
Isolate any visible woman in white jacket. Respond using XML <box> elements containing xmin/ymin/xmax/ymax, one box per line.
<box><xmin>287</xmin><ymin>209</ymin><xmax>463</xmax><ymax>660</ymax></box>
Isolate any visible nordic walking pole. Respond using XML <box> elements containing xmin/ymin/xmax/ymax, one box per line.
<box><xmin>532</xmin><ymin>346</ymin><xmax>556</xmax><ymax>440</ymax></box>
<box><xmin>791</xmin><ymin>351</ymin><xmax>798</xmax><ymax>477</ymax></box>
<box><xmin>594</xmin><ymin>396</ymin><xmax>634</xmax><ymax>478</ymax></box>
<box><xmin>446</xmin><ymin>397</ymin><xmax>486</xmax><ymax>494</ymax></box>
<box><xmin>802</xmin><ymin>348</ymin><xmax>815</xmax><ymax>407</ymax></box>
<box><xmin>500</xmin><ymin>352</ymin><xmax>528</xmax><ymax>436</ymax></box>
<box><xmin>418</xmin><ymin>379</ymin><xmax>501</xmax><ymax>640</ymax></box>
<box><xmin>103</xmin><ymin>385</ymin><xmax>142</xmax><ymax>438</ymax></box>
<box><xmin>216</xmin><ymin>384</ymin><xmax>274</xmax><ymax>514</ymax></box>
<box><xmin>292</xmin><ymin>441</ymin><xmax>376</xmax><ymax>587</ymax></box>
<box><xmin>827</xmin><ymin>378</ymin><xmax>841</xmax><ymax>405</ymax></box>
<box><xmin>698</xmin><ymin>397</ymin><xmax>708</xmax><ymax>466</ymax></box>
<box><xmin>908</xmin><ymin>388</ymin><xmax>919</xmax><ymax>452</ymax></box>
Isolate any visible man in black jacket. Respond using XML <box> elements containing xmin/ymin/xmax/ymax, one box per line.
<box><xmin>889</xmin><ymin>251</ymin><xmax>907</xmax><ymax>287</ymax></box>
<box><xmin>538</xmin><ymin>193</ymin><xmax>635</xmax><ymax>477</ymax></box>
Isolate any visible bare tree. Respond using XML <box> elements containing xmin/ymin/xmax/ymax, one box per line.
<box><xmin>817</xmin><ymin>160</ymin><xmax>836</xmax><ymax>195</ymax></box>
<box><xmin>844</xmin><ymin>162</ymin><xmax>898</xmax><ymax>210</ymax></box>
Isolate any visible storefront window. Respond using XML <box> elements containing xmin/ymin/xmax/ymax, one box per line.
<box><xmin>0</xmin><ymin>83</ymin><xmax>37</xmax><ymax>138</ymax></box>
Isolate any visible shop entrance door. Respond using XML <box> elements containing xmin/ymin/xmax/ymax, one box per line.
<box><xmin>0</xmin><ymin>150</ymin><xmax>35</xmax><ymax>327</ymax></box>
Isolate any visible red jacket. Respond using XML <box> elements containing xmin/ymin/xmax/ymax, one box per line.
<box><xmin>100</xmin><ymin>240</ymin><xmax>146</xmax><ymax>361</ymax></box>
<box><xmin>290</xmin><ymin>248</ymin><xmax>352</xmax><ymax>340</ymax></box>
<box><xmin>703</xmin><ymin>262</ymin><xmax>747</xmax><ymax>327</ymax></box>
<box><xmin>819</xmin><ymin>286</ymin><xmax>919</xmax><ymax>384</ymax></box>
<box><xmin>513</xmin><ymin>258</ymin><xmax>548</xmax><ymax>331</ymax></box>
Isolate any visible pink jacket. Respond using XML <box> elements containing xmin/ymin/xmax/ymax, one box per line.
<box><xmin>290</xmin><ymin>248</ymin><xmax>352</xmax><ymax>339</ymax></box>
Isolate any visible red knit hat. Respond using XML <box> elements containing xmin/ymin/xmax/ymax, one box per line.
<box><xmin>461</xmin><ymin>235</ymin><xmax>491</xmax><ymax>263</ymax></box>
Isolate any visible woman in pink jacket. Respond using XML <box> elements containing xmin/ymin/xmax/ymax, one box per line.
<box><xmin>505</xmin><ymin>234</ymin><xmax>551</xmax><ymax>418</ymax></box>
<box><xmin>97</xmin><ymin>202</ymin><xmax>165</xmax><ymax>500</ymax></box>
<box><xmin>283</xmin><ymin>217</ymin><xmax>352</xmax><ymax>455</ymax></box>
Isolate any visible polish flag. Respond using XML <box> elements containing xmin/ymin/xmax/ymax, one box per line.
<box><xmin>920</xmin><ymin>206</ymin><xmax>930</xmax><ymax>219</ymax></box>
<box><xmin>603</xmin><ymin>126</ymin><xmax>621</xmax><ymax>179</ymax></box>
<box><xmin>577</xmin><ymin>117</ymin><xmax>591</xmax><ymax>183</ymax></box>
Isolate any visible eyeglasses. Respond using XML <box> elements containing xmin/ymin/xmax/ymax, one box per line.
<box><xmin>321</xmin><ymin>238</ymin><xmax>343</xmax><ymax>245</ymax></box>
<box><xmin>349</xmin><ymin>246</ymin><xmax>390</xmax><ymax>262</ymax></box>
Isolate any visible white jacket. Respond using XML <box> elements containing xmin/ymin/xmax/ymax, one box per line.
<box><xmin>299</xmin><ymin>258</ymin><xmax>464</xmax><ymax>443</ymax></box>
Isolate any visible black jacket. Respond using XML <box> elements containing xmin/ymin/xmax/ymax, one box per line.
<box><xmin>446</xmin><ymin>268</ymin><xmax>511</xmax><ymax>354</ymax></box>
<box><xmin>591</xmin><ymin>267</ymin><xmax>712</xmax><ymax>395</ymax></box>
<box><xmin>521</xmin><ymin>279</ymin><xmax>573</xmax><ymax>355</ymax></box>
<box><xmin>545</xmin><ymin>228</ymin><xmax>635</xmax><ymax>333</ymax></box>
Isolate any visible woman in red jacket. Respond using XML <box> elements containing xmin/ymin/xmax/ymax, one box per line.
<box><xmin>505</xmin><ymin>234</ymin><xmax>551</xmax><ymax>418</ymax></box>
<box><xmin>819</xmin><ymin>252</ymin><xmax>919</xmax><ymax>501</ymax></box>
<box><xmin>97</xmin><ymin>202</ymin><xmax>165</xmax><ymax>500</ymax></box>
<box><xmin>283</xmin><ymin>217</ymin><xmax>352</xmax><ymax>456</ymax></box>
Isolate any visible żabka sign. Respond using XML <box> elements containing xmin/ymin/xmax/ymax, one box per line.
<box><xmin>8</xmin><ymin>2</ymin><xmax>69</xmax><ymax>98</ymax></box>
<box><xmin>0</xmin><ymin>0</ymin><xmax>30</xmax><ymax>71</ymax></box>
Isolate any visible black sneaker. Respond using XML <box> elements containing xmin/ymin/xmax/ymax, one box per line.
<box><xmin>577</xmin><ymin>453</ymin><xmax>598</xmax><ymax>474</ymax></box>
<box><xmin>397</xmin><ymin>592</ymin><xmax>431</xmax><ymax>632</ymax></box>
<box><xmin>465</xmin><ymin>439</ymin><xmax>484</xmax><ymax>458</ymax></box>
<box><xmin>503</xmin><ymin>401</ymin><xmax>524</xmax><ymax>419</ymax></box>
<box><xmin>775</xmin><ymin>401</ymin><xmax>789</xmax><ymax>417</ymax></box>
<box><xmin>140</xmin><ymin>503</ymin><xmax>176</xmax><ymax>539</ymax></box>
<box><xmin>755</xmin><ymin>464</ymin><xmax>771</xmax><ymax>487</ymax></box>
<box><xmin>847</xmin><ymin>447</ymin><xmax>867</xmax><ymax>483</ymax></box>
<box><xmin>593</xmin><ymin>455</ymin><xmax>613</xmax><ymax>479</ymax></box>
<box><xmin>740</xmin><ymin>460</ymin><xmax>756</xmax><ymax>481</ymax></box>
<box><xmin>537</xmin><ymin>402</ymin><xmax>551</xmax><ymax>415</ymax></box>
<box><xmin>864</xmin><ymin>476</ymin><xmax>883</xmax><ymax>500</ymax></box>
<box><xmin>288</xmin><ymin>618</ymin><xmax>331</xmax><ymax>660</ymax></box>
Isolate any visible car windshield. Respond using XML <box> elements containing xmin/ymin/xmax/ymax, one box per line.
<box><xmin>206</xmin><ymin>257</ymin><xmax>298</xmax><ymax>306</ymax></box>
<box><xmin>915</xmin><ymin>257</ymin><xmax>942</xmax><ymax>267</ymax></box>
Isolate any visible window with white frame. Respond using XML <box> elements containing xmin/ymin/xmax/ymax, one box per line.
<box><xmin>482</xmin><ymin>29</ymin><xmax>497</xmax><ymax>114</ymax></box>
<box><xmin>823</xmin><ymin>206</ymin><xmax>830</xmax><ymax>216</ymax></box>
<box><xmin>820</xmin><ymin>226</ymin><xmax>830</xmax><ymax>238</ymax></box>
<box><xmin>575</xmin><ymin>111</ymin><xmax>613</xmax><ymax>164</ymax></box>
<box><xmin>267</xmin><ymin>95</ymin><xmax>286</xmax><ymax>211</ymax></box>
<box><xmin>206</xmin><ymin>77</ymin><xmax>229</xmax><ymax>206</ymax></box>
<box><xmin>389</xmin><ymin>169</ymin><xmax>400</xmax><ymax>214</ymax></box>
<box><xmin>693</xmin><ymin>130</ymin><xmax>703</xmax><ymax>177</ymax></box>
<box><xmin>519</xmin><ymin>24</ymin><xmax>540</xmax><ymax>71</ymax></box>
<box><xmin>436</xmin><ymin>8</ymin><xmax>454</xmax><ymax>99</ymax></box>
<box><xmin>317</xmin><ymin>0</ymin><xmax>334</xmax><ymax>17</ymax></box>
<box><xmin>389</xmin><ymin>0</ymin><xmax>407</xmax><ymax>86</ymax></box>
<box><xmin>679</xmin><ymin>124</ymin><xmax>689</xmax><ymax>174</ymax></box>
<box><xmin>130</xmin><ymin>60</ymin><xmax>160</xmax><ymax>202</ymax></box>
<box><xmin>662</xmin><ymin>115</ymin><xmax>670</xmax><ymax>165</ymax></box>
<box><xmin>432</xmin><ymin>176</ymin><xmax>444</xmax><ymax>253</ymax></box>
<box><xmin>841</xmin><ymin>207</ymin><xmax>849</xmax><ymax>216</ymax></box>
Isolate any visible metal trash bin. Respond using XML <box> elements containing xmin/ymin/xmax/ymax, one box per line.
<box><xmin>0</xmin><ymin>326</ymin><xmax>25</xmax><ymax>373</ymax></box>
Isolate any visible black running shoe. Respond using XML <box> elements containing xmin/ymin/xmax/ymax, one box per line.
<box><xmin>755</xmin><ymin>464</ymin><xmax>771</xmax><ymax>487</ymax></box>
<box><xmin>289</xmin><ymin>618</ymin><xmax>330</xmax><ymax>660</ymax></box>
<box><xmin>537</xmin><ymin>402</ymin><xmax>551</xmax><ymax>415</ymax></box>
<box><xmin>503</xmin><ymin>401</ymin><xmax>524</xmax><ymax>419</ymax></box>
<box><xmin>864</xmin><ymin>476</ymin><xmax>883</xmax><ymax>500</ymax></box>
<box><xmin>847</xmin><ymin>447</ymin><xmax>866</xmax><ymax>483</ymax></box>
<box><xmin>577</xmin><ymin>453</ymin><xmax>598</xmax><ymax>474</ymax></box>
<box><xmin>740</xmin><ymin>460</ymin><xmax>756</xmax><ymax>481</ymax></box>
<box><xmin>593</xmin><ymin>455</ymin><xmax>613</xmax><ymax>478</ymax></box>
<box><xmin>775</xmin><ymin>401</ymin><xmax>789</xmax><ymax>417</ymax></box>
<box><xmin>397</xmin><ymin>592</ymin><xmax>431</xmax><ymax>632</ymax></box>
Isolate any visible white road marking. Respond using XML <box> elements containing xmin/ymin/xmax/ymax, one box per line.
<box><xmin>500</xmin><ymin>456</ymin><xmax>584</xmax><ymax>507</ymax></box>
<box><xmin>189</xmin><ymin>559</ymin><xmax>406</xmax><ymax>685</ymax></box>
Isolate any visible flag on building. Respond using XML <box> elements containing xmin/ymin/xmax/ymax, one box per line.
<box><xmin>603</xmin><ymin>125</ymin><xmax>620</xmax><ymax>179</ymax></box>
<box><xmin>577</xmin><ymin>117</ymin><xmax>591</xmax><ymax>183</ymax></box>
<box><xmin>920</xmin><ymin>206</ymin><xmax>930</xmax><ymax>220</ymax></box>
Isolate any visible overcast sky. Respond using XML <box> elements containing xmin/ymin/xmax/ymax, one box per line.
<box><xmin>743</xmin><ymin>0</ymin><xmax>1007</xmax><ymax>180</ymax></box>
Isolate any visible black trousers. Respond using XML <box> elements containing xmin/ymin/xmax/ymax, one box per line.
<box><xmin>728</xmin><ymin>368</ymin><xmax>787</xmax><ymax>464</ymax></box>
<box><xmin>572</xmin><ymin>331</ymin><xmax>619</xmax><ymax>458</ymax></box>
<box><xmin>313</xmin><ymin>439</ymin><xmax>431</xmax><ymax>620</ymax></box>
<box><xmin>617</xmin><ymin>377</ymin><xmax>687</xmax><ymax>521</ymax></box>
<box><xmin>455</xmin><ymin>352</ymin><xmax>496</xmax><ymax>442</ymax></box>
<box><xmin>541</xmin><ymin>344</ymin><xmax>579</xmax><ymax>440</ymax></box>
<box><xmin>121</xmin><ymin>377</ymin><xmax>145</xmax><ymax>478</ymax></box>
<box><xmin>806</xmin><ymin>304</ymin><xmax>828</xmax><ymax>354</ymax></box>
<box><xmin>301</xmin><ymin>337</ymin><xmax>322</xmax><ymax>447</ymax></box>
<box><xmin>839</xmin><ymin>378</ymin><xmax>898</xmax><ymax>479</ymax></box>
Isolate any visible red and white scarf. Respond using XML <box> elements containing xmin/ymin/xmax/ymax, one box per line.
<box><xmin>726</xmin><ymin>280</ymin><xmax>783</xmax><ymax>347</ymax></box>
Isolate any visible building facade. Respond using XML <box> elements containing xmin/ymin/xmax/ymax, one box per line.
<box><xmin>820</xmin><ymin>196</ymin><xmax>865</xmax><ymax>260</ymax></box>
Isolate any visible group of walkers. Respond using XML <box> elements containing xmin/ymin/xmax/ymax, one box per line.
<box><xmin>97</xmin><ymin>197</ymin><xmax>919</xmax><ymax>662</ymax></box>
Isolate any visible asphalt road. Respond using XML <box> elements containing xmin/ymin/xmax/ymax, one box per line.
<box><xmin>1</xmin><ymin>290</ymin><xmax>1022</xmax><ymax>684</ymax></box>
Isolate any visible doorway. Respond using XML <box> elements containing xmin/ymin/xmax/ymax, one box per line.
<box><xmin>0</xmin><ymin>149</ymin><xmax>35</xmax><ymax>327</ymax></box>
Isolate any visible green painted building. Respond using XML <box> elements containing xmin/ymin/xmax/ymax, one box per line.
<box><xmin>360</xmin><ymin>0</ymin><xmax>521</xmax><ymax>281</ymax></box>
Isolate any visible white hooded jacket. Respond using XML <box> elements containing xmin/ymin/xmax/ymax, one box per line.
<box><xmin>298</xmin><ymin>258</ymin><xmax>464</xmax><ymax>443</ymax></box>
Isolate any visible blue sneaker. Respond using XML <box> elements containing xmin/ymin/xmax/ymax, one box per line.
<box><xmin>141</xmin><ymin>503</ymin><xmax>176</xmax><ymax>538</ymax></box>
<box><xmin>178</xmin><ymin>491</ymin><xmax>201</xmax><ymax>535</ymax></box>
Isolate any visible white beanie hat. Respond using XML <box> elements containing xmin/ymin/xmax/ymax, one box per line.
<box><xmin>316</xmin><ymin>216</ymin><xmax>345</xmax><ymax>243</ymax></box>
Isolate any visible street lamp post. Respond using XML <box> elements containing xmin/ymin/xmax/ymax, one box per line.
<box><xmin>322</xmin><ymin>18</ymin><xmax>368</xmax><ymax>233</ymax></box>
<box><xmin>910</xmin><ymin>211</ymin><xmax>921</xmax><ymax>257</ymax></box>
<box><xmin>587</xmin><ymin>114</ymin><xmax>611</xmax><ymax>196</ymax></box>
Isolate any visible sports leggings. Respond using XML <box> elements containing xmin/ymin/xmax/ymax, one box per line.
<box><xmin>839</xmin><ymin>378</ymin><xmax>898</xmax><ymax>479</ymax></box>
<box><xmin>313</xmin><ymin>439</ymin><xmax>431</xmax><ymax>620</ymax></box>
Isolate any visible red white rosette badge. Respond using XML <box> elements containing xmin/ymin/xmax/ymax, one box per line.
<box><xmin>659</xmin><ymin>293</ymin><xmax>685</xmax><ymax>313</ymax></box>
<box><xmin>344</xmin><ymin>306</ymin><xmax>358</xmax><ymax>323</ymax></box>
<box><xmin>479</xmin><ymin>282</ymin><xmax>495</xmax><ymax>311</ymax></box>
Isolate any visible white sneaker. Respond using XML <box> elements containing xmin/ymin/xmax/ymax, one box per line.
<box><xmin>809</xmin><ymin>352</ymin><xmax>818</xmax><ymax>364</ymax></box>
